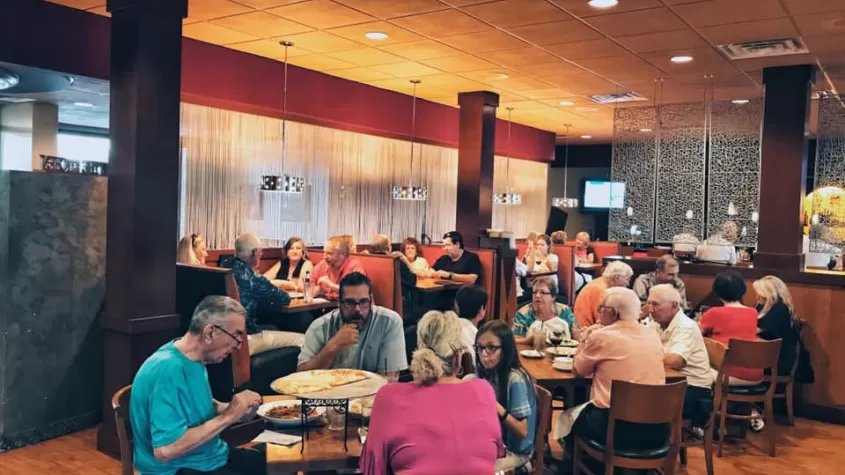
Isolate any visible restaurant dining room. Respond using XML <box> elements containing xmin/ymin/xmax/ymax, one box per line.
<box><xmin>4</xmin><ymin>0</ymin><xmax>845</xmax><ymax>474</ymax></box>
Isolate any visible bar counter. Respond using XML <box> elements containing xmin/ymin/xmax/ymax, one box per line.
<box><xmin>604</xmin><ymin>255</ymin><xmax>845</xmax><ymax>423</ymax></box>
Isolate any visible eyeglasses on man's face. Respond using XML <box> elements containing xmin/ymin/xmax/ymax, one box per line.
<box><xmin>213</xmin><ymin>324</ymin><xmax>243</xmax><ymax>346</ymax></box>
<box><xmin>340</xmin><ymin>298</ymin><xmax>371</xmax><ymax>310</ymax></box>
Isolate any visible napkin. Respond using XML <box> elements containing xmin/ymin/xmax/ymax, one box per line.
<box><xmin>252</xmin><ymin>430</ymin><xmax>302</xmax><ymax>446</ymax></box>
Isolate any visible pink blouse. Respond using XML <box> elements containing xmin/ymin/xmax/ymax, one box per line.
<box><xmin>359</xmin><ymin>380</ymin><xmax>504</xmax><ymax>475</ymax></box>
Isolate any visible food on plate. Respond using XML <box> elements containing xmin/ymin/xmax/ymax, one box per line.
<box><xmin>265</xmin><ymin>405</ymin><xmax>315</xmax><ymax>420</ymax></box>
<box><xmin>272</xmin><ymin>369</ymin><xmax>370</xmax><ymax>395</ymax></box>
<box><xmin>559</xmin><ymin>339</ymin><xmax>579</xmax><ymax>347</ymax></box>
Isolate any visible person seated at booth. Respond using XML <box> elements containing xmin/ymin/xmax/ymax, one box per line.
<box><xmin>310</xmin><ymin>235</ymin><xmax>366</xmax><ymax>300</ymax></box>
<box><xmin>369</xmin><ymin>234</ymin><xmax>391</xmax><ymax>255</ymax></box>
<box><xmin>550</xmin><ymin>230</ymin><xmax>567</xmax><ymax>245</ymax></box>
<box><xmin>263</xmin><ymin>236</ymin><xmax>313</xmax><ymax>292</ymax></box>
<box><xmin>432</xmin><ymin>231</ymin><xmax>482</xmax><ymax>284</ymax></box>
<box><xmin>696</xmin><ymin>221</ymin><xmax>738</xmax><ymax>264</ymax></box>
<box><xmin>632</xmin><ymin>255</ymin><xmax>688</xmax><ymax>307</ymax></box>
<box><xmin>513</xmin><ymin>277</ymin><xmax>578</xmax><ymax>344</ymax></box>
<box><xmin>573</xmin><ymin>261</ymin><xmax>633</xmax><ymax>329</ymax></box>
<box><xmin>574</xmin><ymin>232</ymin><xmax>596</xmax><ymax>264</ymax></box>
<box><xmin>399</xmin><ymin>237</ymin><xmax>431</xmax><ymax>274</ymax></box>
<box><xmin>454</xmin><ymin>284</ymin><xmax>489</xmax><ymax>362</ymax></box>
<box><xmin>177</xmin><ymin>233</ymin><xmax>208</xmax><ymax>266</ymax></box>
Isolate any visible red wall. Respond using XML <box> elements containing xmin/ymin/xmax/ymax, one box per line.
<box><xmin>1</xmin><ymin>0</ymin><xmax>555</xmax><ymax>162</ymax></box>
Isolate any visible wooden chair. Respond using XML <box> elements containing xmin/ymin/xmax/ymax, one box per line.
<box><xmin>772</xmin><ymin>322</ymin><xmax>803</xmax><ymax>426</ymax></box>
<box><xmin>680</xmin><ymin>338</ymin><xmax>723</xmax><ymax>475</ymax></box>
<box><xmin>503</xmin><ymin>385</ymin><xmax>553</xmax><ymax>475</ymax></box>
<box><xmin>112</xmin><ymin>385</ymin><xmax>134</xmax><ymax>475</ymax></box>
<box><xmin>573</xmin><ymin>380</ymin><xmax>687</xmax><ymax>475</ymax></box>
<box><xmin>714</xmin><ymin>338</ymin><xmax>782</xmax><ymax>457</ymax></box>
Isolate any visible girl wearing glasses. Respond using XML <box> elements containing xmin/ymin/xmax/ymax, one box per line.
<box><xmin>476</xmin><ymin>320</ymin><xmax>537</xmax><ymax>475</ymax></box>
<box><xmin>177</xmin><ymin>233</ymin><xmax>208</xmax><ymax>266</ymax></box>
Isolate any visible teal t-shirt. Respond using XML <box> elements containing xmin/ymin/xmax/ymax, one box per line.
<box><xmin>129</xmin><ymin>341</ymin><xmax>229</xmax><ymax>475</ymax></box>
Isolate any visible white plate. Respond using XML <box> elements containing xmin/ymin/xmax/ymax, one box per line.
<box><xmin>287</xmin><ymin>291</ymin><xmax>304</xmax><ymax>299</ymax></box>
<box><xmin>257</xmin><ymin>400</ymin><xmax>326</xmax><ymax>428</ymax></box>
<box><xmin>546</xmin><ymin>346</ymin><xmax>576</xmax><ymax>356</ymax></box>
<box><xmin>271</xmin><ymin>369</ymin><xmax>387</xmax><ymax>399</ymax></box>
<box><xmin>520</xmin><ymin>349</ymin><xmax>544</xmax><ymax>359</ymax></box>
<box><xmin>553</xmin><ymin>356</ymin><xmax>574</xmax><ymax>372</ymax></box>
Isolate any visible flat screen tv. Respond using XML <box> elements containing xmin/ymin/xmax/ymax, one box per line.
<box><xmin>582</xmin><ymin>180</ymin><xmax>626</xmax><ymax>210</ymax></box>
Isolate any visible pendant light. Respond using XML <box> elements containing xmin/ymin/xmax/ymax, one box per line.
<box><xmin>494</xmin><ymin>107</ymin><xmax>522</xmax><ymax>205</ymax></box>
<box><xmin>552</xmin><ymin>124</ymin><xmax>578</xmax><ymax>208</ymax></box>
<box><xmin>393</xmin><ymin>79</ymin><xmax>428</xmax><ymax>201</ymax></box>
<box><xmin>261</xmin><ymin>41</ymin><xmax>304</xmax><ymax>194</ymax></box>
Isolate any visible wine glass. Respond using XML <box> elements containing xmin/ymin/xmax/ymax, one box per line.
<box><xmin>549</xmin><ymin>329</ymin><xmax>564</xmax><ymax>354</ymax></box>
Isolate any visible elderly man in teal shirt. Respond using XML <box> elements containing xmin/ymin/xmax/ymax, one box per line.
<box><xmin>130</xmin><ymin>296</ymin><xmax>263</xmax><ymax>475</ymax></box>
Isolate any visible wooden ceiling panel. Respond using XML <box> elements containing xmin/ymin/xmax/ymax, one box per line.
<box><xmin>366</xmin><ymin>78</ymin><xmax>425</xmax><ymax>94</ymax></box>
<box><xmin>547</xmin><ymin>73</ymin><xmax>619</xmax><ymax>95</ymax></box>
<box><xmin>509</xmin><ymin>20</ymin><xmax>604</xmax><ymax>46</ymax></box>
<box><xmin>332</xmin><ymin>0</ymin><xmax>449</xmax><ymax>18</ymax></box>
<box><xmin>639</xmin><ymin>47</ymin><xmax>738</xmax><ymax>77</ymax></box>
<box><xmin>327</xmin><ymin>21</ymin><xmax>424</xmax><ymax>45</ymax></box>
<box><xmin>518</xmin><ymin>61</ymin><xmax>586</xmax><ymax>78</ymax></box>
<box><xmin>281</xmin><ymin>30</ymin><xmax>366</xmax><ymax>53</ymax></box>
<box><xmin>406</xmin><ymin>73</ymin><xmax>490</xmax><ymax>92</ymax></box>
<box><xmin>328</xmin><ymin>67</ymin><xmax>395</xmax><ymax>81</ymax></box>
<box><xmin>287</xmin><ymin>54</ymin><xmax>357</xmax><ymax>70</ymax></box>
<box><xmin>699</xmin><ymin>18</ymin><xmax>799</xmax><ymax>45</ymax></box>
<box><xmin>475</xmin><ymin>74</ymin><xmax>555</xmax><ymax>92</ymax></box>
<box><xmin>183</xmin><ymin>23</ymin><xmax>259</xmax><ymax>45</ymax></box>
<box><xmin>378</xmin><ymin>40</ymin><xmax>464</xmax><ymax>60</ymax></box>
<box><xmin>210</xmin><ymin>12</ymin><xmax>313</xmax><ymax>37</ymax></box>
<box><xmin>186</xmin><ymin>0</ymin><xmax>254</xmax><ymax>22</ymax></box>
<box><xmin>793</xmin><ymin>12</ymin><xmax>845</xmax><ymax>37</ymax></box>
<box><xmin>326</xmin><ymin>48</ymin><xmax>407</xmax><ymax>66</ymax></box>
<box><xmin>672</xmin><ymin>0</ymin><xmax>787</xmax><ymax>28</ymax></box>
<box><xmin>733</xmin><ymin>53</ymin><xmax>818</xmax><ymax>72</ymax></box>
<box><xmin>485</xmin><ymin>48</ymin><xmax>560</xmax><ymax>68</ymax></box>
<box><xmin>497</xmin><ymin>100</ymin><xmax>554</xmax><ymax>111</ymax></box>
<box><xmin>616</xmin><ymin>29</ymin><xmax>708</xmax><ymax>53</ymax></box>
<box><xmin>392</xmin><ymin>9</ymin><xmax>491</xmax><ymax>37</ymax></box>
<box><xmin>440</xmin><ymin>29</ymin><xmax>531</xmax><ymax>54</ymax></box>
<box><xmin>804</xmin><ymin>35</ymin><xmax>845</xmax><ymax>55</ymax></box>
<box><xmin>235</xmin><ymin>0</ymin><xmax>306</xmax><ymax>8</ymax></box>
<box><xmin>419</xmin><ymin>54</ymin><xmax>500</xmax><ymax>72</ymax></box>
<box><xmin>463</xmin><ymin>0</ymin><xmax>573</xmax><ymax>28</ymax></box>
<box><xmin>520</xmin><ymin>88</ymin><xmax>577</xmax><ymax>100</ymax></box>
<box><xmin>266</xmin><ymin>0</ymin><xmax>374</xmax><ymax>30</ymax></box>
<box><xmin>550</xmin><ymin>0</ymin><xmax>663</xmax><ymax>17</ymax></box>
<box><xmin>369</xmin><ymin>61</ymin><xmax>444</xmax><ymax>77</ymax></box>
<box><xmin>227</xmin><ymin>39</ymin><xmax>314</xmax><ymax>59</ymax></box>
<box><xmin>546</xmin><ymin>39</ymin><xmax>631</xmax><ymax>60</ymax></box>
<box><xmin>781</xmin><ymin>0</ymin><xmax>845</xmax><ymax>16</ymax></box>
<box><xmin>585</xmin><ymin>7</ymin><xmax>687</xmax><ymax>37</ymax></box>
<box><xmin>575</xmin><ymin>55</ymin><xmax>663</xmax><ymax>82</ymax></box>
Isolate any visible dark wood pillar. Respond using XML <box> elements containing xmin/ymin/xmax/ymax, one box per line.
<box><xmin>97</xmin><ymin>0</ymin><xmax>188</xmax><ymax>456</ymax></box>
<box><xmin>457</xmin><ymin>91</ymin><xmax>499</xmax><ymax>247</ymax></box>
<box><xmin>755</xmin><ymin>65</ymin><xmax>815</xmax><ymax>271</ymax></box>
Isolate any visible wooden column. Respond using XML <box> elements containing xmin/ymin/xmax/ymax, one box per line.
<box><xmin>97</xmin><ymin>0</ymin><xmax>188</xmax><ymax>456</ymax></box>
<box><xmin>755</xmin><ymin>65</ymin><xmax>815</xmax><ymax>271</ymax></box>
<box><xmin>456</xmin><ymin>91</ymin><xmax>499</xmax><ymax>247</ymax></box>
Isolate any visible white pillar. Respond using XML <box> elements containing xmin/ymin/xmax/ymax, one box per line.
<box><xmin>0</xmin><ymin>101</ymin><xmax>58</xmax><ymax>171</ymax></box>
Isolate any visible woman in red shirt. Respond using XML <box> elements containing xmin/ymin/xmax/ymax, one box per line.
<box><xmin>699</xmin><ymin>271</ymin><xmax>763</xmax><ymax>384</ymax></box>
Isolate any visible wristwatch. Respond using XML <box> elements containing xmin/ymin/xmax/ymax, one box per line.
<box><xmin>447</xmin><ymin>272</ymin><xmax>453</xmax><ymax>280</ymax></box>
<box><xmin>499</xmin><ymin>409</ymin><xmax>509</xmax><ymax>422</ymax></box>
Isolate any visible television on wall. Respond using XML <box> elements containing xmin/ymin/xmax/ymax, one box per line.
<box><xmin>582</xmin><ymin>180</ymin><xmax>626</xmax><ymax>210</ymax></box>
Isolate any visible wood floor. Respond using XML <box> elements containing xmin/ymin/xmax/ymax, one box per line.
<box><xmin>1</xmin><ymin>418</ymin><xmax>842</xmax><ymax>475</ymax></box>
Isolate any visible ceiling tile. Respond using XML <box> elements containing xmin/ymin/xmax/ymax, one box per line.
<box><xmin>496</xmin><ymin>76</ymin><xmax>558</xmax><ymax>91</ymax></box>
<box><xmin>266</xmin><ymin>0</ymin><xmax>374</xmax><ymax>29</ymax></box>
<box><xmin>209</xmin><ymin>11</ymin><xmax>312</xmax><ymax>37</ymax></box>
<box><xmin>781</xmin><ymin>0</ymin><xmax>845</xmax><ymax>16</ymax></box>
<box><xmin>447</xmin><ymin>0</ymin><xmax>497</xmax><ymax>5</ymax></box>
<box><xmin>510</xmin><ymin>20</ymin><xmax>604</xmax><ymax>45</ymax></box>
<box><xmin>457</xmin><ymin>71</ymin><xmax>553</xmax><ymax>90</ymax></box>
<box><xmin>640</xmin><ymin>47</ymin><xmax>737</xmax><ymax>74</ymax></box>
<box><xmin>183</xmin><ymin>23</ymin><xmax>260</xmax><ymax>45</ymax></box>
<box><xmin>333</xmin><ymin>0</ymin><xmax>449</xmax><ymax>18</ymax></box>
<box><xmin>518</xmin><ymin>61</ymin><xmax>586</xmax><ymax>78</ymax></box>
<box><xmin>393</xmin><ymin>9</ymin><xmax>491</xmax><ymax>37</ymax></box>
<box><xmin>463</xmin><ymin>0</ymin><xmax>572</xmax><ymax>28</ymax></box>
<box><xmin>585</xmin><ymin>7</ymin><xmax>687</xmax><ymax>37</ymax></box>
<box><xmin>547</xmin><ymin>72</ymin><xmax>619</xmax><ymax>95</ymax></box>
<box><xmin>419</xmin><ymin>54</ymin><xmax>501</xmax><ymax>72</ymax></box>
<box><xmin>234</xmin><ymin>0</ymin><xmax>307</xmax><ymax>8</ymax></box>
<box><xmin>326</xmin><ymin>47</ymin><xmax>407</xmax><ymax>66</ymax></box>
<box><xmin>520</xmin><ymin>88</ymin><xmax>578</xmax><ymax>99</ymax></box>
<box><xmin>378</xmin><ymin>39</ymin><xmax>464</xmax><ymax>60</ymax></box>
<box><xmin>575</xmin><ymin>54</ymin><xmax>663</xmax><ymax>82</ymax></box>
<box><xmin>281</xmin><ymin>30</ymin><xmax>366</xmax><ymax>53</ymax></box>
<box><xmin>327</xmin><ymin>21</ymin><xmax>423</xmax><ymax>45</ymax></box>
<box><xmin>550</xmin><ymin>0</ymin><xmax>663</xmax><ymax>17</ymax></box>
<box><xmin>672</xmin><ymin>0</ymin><xmax>786</xmax><ymax>28</ymax></box>
<box><xmin>700</xmin><ymin>17</ymin><xmax>799</xmax><ymax>45</ymax></box>
<box><xmin>545</xmin><ymin>39</ymin><xmax>630</xmax><ymax>60</ymax></box>
<box><xmin>733</xmin><ymin>53</ymin><xmax>817</xmax><ymax>72</ymax></box>
<box><xmin>287</xmin><ymin>54</ymin><xmax>358</xmax><ymax>70</ymax></box>
<box><xmin>227</xmin><ymin>39</ymin><xmax>314</xmax><ymax>59</ymax></box>
<box><xmin>405</xmin><ymin>73</ymin><xmax>490</xmax><ymax>92</ymax></box>
<box><xmin>793</xmin><ymin>12</ymin><xmax>845</xmax><ymax>37</ymax></box>
<box><xmin>485</xmin><ymin>48</ymin><xmax>560</xmax><ymax>68</ymax></box>
<box><xmin>440</xmin><ymin>29</ymin><xmax>531</xmax><ymax>54</ymax></box>
<box><xmin>804</xmin><ymin>35</ymin><xmax>845</xmax><ymax>55</ymax></box>
<box><xmin>369</xmin><ymin>61</ymin><xmax>444</xmax><ymax>77</ymax></box>
<box><xmin>186</xmin><ymin>0</ymin><xmax>254</xmax><ymax>22</ymax></box>
<box><xmin>327</xmin><ymin>67</ymin><xmax>395</xmax><ymax>81</ymax></box>
<box><xmin>367</xmin><ymin>78</ymin><xmax>425</xmax><ymax>94</ymax></box>
<box><xmin>616</xmin><ymin>29</ymin><xmax>708</xmax><ymax>53</ymax></box>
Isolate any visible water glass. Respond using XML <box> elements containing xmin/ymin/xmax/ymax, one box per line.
<box><xmin>327</xmin><ymin>407</ymin><xmax>345</xmax><ymax>431</ymax></box>
<box><xmin>532</xmin><ymin>331</ymin><xmax>547</xmax><ymax>353</ymax></box>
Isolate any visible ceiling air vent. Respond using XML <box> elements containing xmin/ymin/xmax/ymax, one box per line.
<box><xmin>588</xmin><ymin>92</ymin><xmax>647</xmax><ymax>104</ymax></box>
<box><xmin>716</xmin><ymin>38</ymin><xmax>808</xmax><ymax>60</ymax></box>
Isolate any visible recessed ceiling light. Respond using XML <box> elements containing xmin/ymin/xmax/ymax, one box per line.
<box><xmin>559</xmin><ymin>100</ymin><xmax>575</xmax><ymax>106</ymax></box>
<box><xmin>670</xmin><ymin>55</ymin><xmax>694</xmax><ymax>63</ymax></box>
<box><xmin>588</xmin><ymin>0</ymin><xmax>619</xmax><ymax>8</ymax></box>
<box><xmin>489</xmin><ymin>73</ymin><xmax>509</xmax><ymax>80</ymax></box>
<box><xmin>365</xmin><ymin>32</ymin><xmax>389</xmax><ymax>40</ymax></box>
<box><xmin>73</xmin><ymin>102</ymin><xmax>94</xmax><ymax>108</ymax></box>
<box><xmin>581</xmin><ymin>135</ymin><xmax>592</xmax><ymax>139</ymax></box>
<box><xmin>640</xmin><ymin>128</ymin><xmax>652</xmax><ymax>132</ymax></box>
<box><xmin>575</xmin><ymin>106</ymin><xmax>598</xmax><ymax>112</ymax></box>
<box><xmin>732</xmin><ymin>99</ymin><xmax>750</xmax><ymax>105</ymax></box>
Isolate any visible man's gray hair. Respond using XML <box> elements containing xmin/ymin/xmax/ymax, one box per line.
<box><xmin>655</xmin><ymin>254</ymin><xmax>679</xmax><ymax>272</ymax></box>
<box><xmin>603</xmin><ymin>261</ymin><xmax>633</xmax><ymax>282</ymax></box>
<box><xmin>649</xmin><ymin>283</ymin><xmax>682</xmax><ymax>306</ymax></box>
<box><xmin>602</xmin><ymin>287</ymin><xmax>641</xmax><ymax>321</ymax></box>
<box><xmin>234</xmin><ymin>233</ymin><xmax>261</xmax><ymax>260</ymax></box>
<box><xmin>188</xmin><ymin>295</ymin><xmax>246</xmax><ymax>335</ymax></box>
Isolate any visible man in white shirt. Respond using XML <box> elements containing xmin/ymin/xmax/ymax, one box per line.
<box><xmin>647</xmin><ymin>284</ymin><xmax>713</xmax><ymax>427</ymax></box>
<box><xmin>696</xmin><ymin>221</ymin><xmax>738</xmax><ymax>264</ymax></box>
<box><xmin>453</xmin><ymin>285</ymin><xmax>488</xmax><ymax>363</ymax></box>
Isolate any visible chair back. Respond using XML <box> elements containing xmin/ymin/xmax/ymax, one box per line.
<box><xmin>112</xmin><ymin>385</ymin><xmax>134</xmax><ymax>475</ymax></box>
<box><xmin>704</xmin><ymin>337</ymin><xmax>727</xmax><ymax>372</ymax></box>
<box><xmin>609</xmin><ymin>380</ymin><xmax>687</xmax><ymax>425</ymax></box>
<box><xmin>724</xmin><ymin>338</ymin><xmax>782</xmax><ymax>371</ymax></box>
<box><xmin>532</xmin><ymin>385</ymin><xmax>553</xmax><ymax>475</ymax></box>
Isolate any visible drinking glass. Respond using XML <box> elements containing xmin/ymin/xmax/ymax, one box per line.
<box><xmin>532</xmin><ymin>331</ymin><xmax>546</xmax><ymax>353</ymax></box>
<box><xmin>327</xmin><ymin>407</ymin><xmax>345</xmax><ymax>431</ymax></box>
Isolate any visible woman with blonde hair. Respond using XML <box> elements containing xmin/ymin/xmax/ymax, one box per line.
<box><xmin>753</xmin><ymin>276</ymin><xmax>801</xmax><ymax>377</ymax></box>
<box><xmin>176</xmin><ymin>234</ymin><xmax>208</xmax><ymax>266</ymax></box>
<box><xmin>360</xmin><ymin>311</ymin><xmax>503</xmax><ymax>474</ymax></box>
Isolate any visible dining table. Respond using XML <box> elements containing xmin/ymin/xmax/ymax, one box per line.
<box><xmin>415</xmin><ymin>277</ymin><xmax>467</xmax><ymax>292</ymax></box>
<box><xmin>574</xmin><ymin>263</ymin><xmax>603</xmax><ymax>276</ymax></box>
<box><xmin>278</xmin><ymin>297</ymin><xmax>336</xmax><ymax>314</ymax></box>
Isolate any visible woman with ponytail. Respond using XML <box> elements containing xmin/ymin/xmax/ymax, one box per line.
<box><xmin>359</xmin><ymin>311</ymin><xmax>503</xmax><ymax>475</ymax></box>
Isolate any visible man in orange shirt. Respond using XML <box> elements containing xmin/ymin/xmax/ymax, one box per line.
<box><xmin>310</xmin><ymin>236</ymin><xmax>366</xmax><ymax>300</ymax></box>
<box><xmin>572</xmin><ymin>261</ymin><xmax>633</xmax><ymax>329</ymax></box>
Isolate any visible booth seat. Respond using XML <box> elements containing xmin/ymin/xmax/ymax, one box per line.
<box><xmin>565</xmin><ymin>240</ymin><xmax>622</xmax><ymax>263</ymax></box>
<box><xmin>420</xmin><ymin>245</ymin><xmax>497</xmax><ymax>321</ymax></box>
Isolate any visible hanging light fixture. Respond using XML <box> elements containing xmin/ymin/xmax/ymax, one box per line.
<box><xmin>393</xmin><ymin>79</ymin><xmax>428</xmax><ymax>201</ymax></box>
<box><xmin>552</xmin><ymin>124</ymin><xmax>578</xmax><ymax>208</ymax></box>
<box><xmin>494</xmin><ymin>107</ymin><xmax>522</xmax><ymax>205</ymax></box>
<box><xmin>262</xmin><ymin>41</ymin><xmax>305</xmax><ymax>194</ymax></box>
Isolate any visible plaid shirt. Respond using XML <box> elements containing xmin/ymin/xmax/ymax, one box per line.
<box><xmin>632</xmin><ymin>271</ymin><xmax>688</xmax><ymax>308</ymax></box>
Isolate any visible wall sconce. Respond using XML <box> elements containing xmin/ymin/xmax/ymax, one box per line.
<box><xmin>626</xmin><ymin>206</ymin><xmax>634</xmax><ymax>216</ymax></box>
<box><xmin>685</xmin><ymin>209</ymin><xmax>694</xmax><ymax>220</ymax></box>
<box><xmin>727</xmin><ymin>201</ymin><xmax>737</xmax><ymax>216</ymax></box>
<box><xmin>392</xmin><ymin>185</ymin><xmax>428</xmax><ymax>201</ymax></box>
<box><xmin>751</xmin><ymin>211</ymin><xmax>759</xmax><ymax>223</ymax></box>
<box><xmin>261</xmin><ymin>174</ymin><xmax>305</xmax><ymax>193</ymax></box>
<box><xmin>494</xmin><ymin>193</ymin><xmax>522</xmax><ymax>205</ymax></box>
<box><xmin>552</xmin><ymin>197</ymin><xmax>578</xmax><ymax>208</ymax></box>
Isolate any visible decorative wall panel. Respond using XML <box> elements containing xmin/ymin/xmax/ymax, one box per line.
<box><xmin>708</xmin><ymin>99</ymin><xmax>763</xmax><ymax>248</ymax></box>
<box><xmin>655</xmin><ymin>102</ymin><xmax>707</xmax><ymax>243</ymax></box>
<box><xmin>492</xmin><ymin>156</ymin><xmax>549</xmax><ymax>237</ymax></box>
<box><xmin>609</xmin><ymin>106</ymin><xmax>657</xmax><ymax>243</ymax></box>
<box><xmin>810</xmin><ymin>97</ymin><xmax>845</xmax><ymax>252</ymax></box>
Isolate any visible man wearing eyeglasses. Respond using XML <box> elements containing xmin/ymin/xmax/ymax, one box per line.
<box><xmin>130</xmin><ymin>296</ymin><xmax>264</xmax><ymax>475</ymax></box>
<box><xmin>297</xmin><ymin>272</ymin><xmax>407</xmax><ymax>376</ymax></box>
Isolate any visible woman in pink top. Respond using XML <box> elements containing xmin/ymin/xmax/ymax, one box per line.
<box><xmin>359</xmin><ymin>311</ymin><xmax>503</xmax><ymax>475</ymax></box>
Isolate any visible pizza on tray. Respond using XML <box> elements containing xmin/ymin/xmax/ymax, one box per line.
<box><xmin>272</xmin><ymin>369</ymin><xmax>370</xmax><ymax>395</ymax></box>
